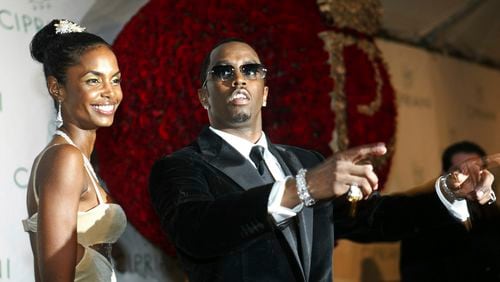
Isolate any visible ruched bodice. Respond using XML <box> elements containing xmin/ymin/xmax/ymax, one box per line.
<box><xmin>23</xmin><ymin>202</ymin><xmax>126</xmax><ymax>247</ymax></box>
<box><xmin>76</xmin><ymin>203</ymin><xmax>126</xmax><ymax>246</ymax></box>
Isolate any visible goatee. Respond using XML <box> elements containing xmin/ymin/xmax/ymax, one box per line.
<box><xmin>232</xmin><ymin>113</ymin><xmax>250</xmax><ymax>123</ymax></box>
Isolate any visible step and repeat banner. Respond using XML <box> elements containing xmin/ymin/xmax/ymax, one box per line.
<box><xmin>0</xmin><ymin>1</ymin><xmax>180</xmax><ymax>281</ymax></box>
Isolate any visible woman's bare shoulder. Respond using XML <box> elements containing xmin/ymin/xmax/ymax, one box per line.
<box><xmin>35</xmin><ymin>143</ymin><xmax>87</xmax><ymax>198</ymax></box>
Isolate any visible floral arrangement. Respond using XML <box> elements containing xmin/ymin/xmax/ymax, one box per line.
<box><xmin>95</xmin><ymin>0</ymin><xmax>396</xmax><ymax>255</ymax></box>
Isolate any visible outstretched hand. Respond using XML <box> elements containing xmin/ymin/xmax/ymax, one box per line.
<box><xmin>282</xmin><ymin>143</ymin><xmax>387</xmax><ymax>209</ymax></box>
<box><xmin>445</xmin><ymin>154</ymin><xmax>499</xmax><ymax>204</ymax></box>
<box><xmin>306</xmin><ymin>143</ymin><xmax>387</xmax><ymax>201</ymax></box>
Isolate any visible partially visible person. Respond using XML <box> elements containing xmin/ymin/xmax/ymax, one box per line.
<box><xmin>22</xmin><ymin>19</ymin><xmax>127</xmax><ymax>282</ymax></box>
<box><xmin>400</xmin><ymin>141</ymin><xmax>500</xmax><ymax>281</ymax></box>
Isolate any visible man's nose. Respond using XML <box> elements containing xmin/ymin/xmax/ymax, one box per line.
<box><xmin>232</xmin><ymin>69</ymin><xmax>247</xmax><ymax>87</ymax></box>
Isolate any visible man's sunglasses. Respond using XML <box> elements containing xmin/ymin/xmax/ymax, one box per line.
<box><xmin>203</xmin><ymin>63</ymin><xmax>267</xmax><ymax>86</ymax></box>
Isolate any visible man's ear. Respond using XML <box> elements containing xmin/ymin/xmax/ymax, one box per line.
<box><xmin>262</xmin><ymin>86</ymin><xmax>269</xmax><ymax>107</ymax></box>
<box><xmin>47</xmin><ymin>76</ymin><xmax>64</xmax><ymax>101</ymax></box>
<box><xmin>198</xmin><ymin>88</ymin><xmax>209</xmax><ymax>110</ymax></box>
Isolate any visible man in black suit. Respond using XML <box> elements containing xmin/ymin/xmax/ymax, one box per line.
<box><xmin>149</xmin><ymin>39</ymin><xmax>495</xmax><ymax>282</ymax></box>
<box><xmin>400</xmin><ymin>141</ymin><xmax>500</xmax><ymax>281</ymax></box>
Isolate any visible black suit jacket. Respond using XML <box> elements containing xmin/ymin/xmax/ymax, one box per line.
<box><xmin>149</xmin><ymin>127</ymin><xmax>462</xmax><ymax>282</ymax></box>
<box><xmin>150</xmin><ymin>127</ymin><xmax>331</xmax><ymax>281</ymax></box>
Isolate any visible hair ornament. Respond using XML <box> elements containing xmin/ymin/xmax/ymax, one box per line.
<box><xmin>54</xmin><ymin>19</ymin><xmax>86</xmax><ymax>34</ymax></box>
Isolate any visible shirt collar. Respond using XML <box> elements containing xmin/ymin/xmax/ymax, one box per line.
<box><xmin>209</xmin><ymin>126</ymin><xmax>269</xmax><ymax>159</ymax></box>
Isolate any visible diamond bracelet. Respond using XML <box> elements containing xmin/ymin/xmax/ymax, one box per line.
<box><xmin>439</xmin><ymin>173</ymin><xmax>460</xmax><ymax>202</ymax></box>
<box><xmin>296</xmin><ymin>168</ymin><xmax>316</xmax><ymax>207</ymax></box>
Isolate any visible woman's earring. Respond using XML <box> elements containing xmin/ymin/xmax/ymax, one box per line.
<box><xmin>262</xmin><ymin>100</ymin><xmax>267</xmax><ymax>107</ymax></box>
<box><xmin>56</xmin><ymin>100</ymin><xmax>63</xmax><ymax>127</ymax></box>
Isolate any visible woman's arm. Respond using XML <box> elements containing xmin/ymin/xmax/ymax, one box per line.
<box><xmin>36</xmin><ymin>144</ymin><xmax>86</xmax><ymax>281</ymax></box>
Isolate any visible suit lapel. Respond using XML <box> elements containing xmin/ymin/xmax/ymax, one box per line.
<box><xmin>296</xmin><ymin>206</ymin><xmax>313</xmax><ymax>281</ymax></box>
<box><xmin>197</xmin><ymin>127</ymin><xmax>270</xmax><ymax>190</ymax></box>
<box><xmin>271</xmin><ymin>144</ymin><xmax>314</xmax><ymax>281</ymax></box>
<box><xmin>197</xmin><ymin>128</ymin><xmax>314</xmax><ymax>281</ymax></box>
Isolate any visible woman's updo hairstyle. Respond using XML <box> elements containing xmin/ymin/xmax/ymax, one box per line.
<box><xmin>30</xmin><ymin>19</ymin><xmax>109</xmax><ymax>84</ymax></box>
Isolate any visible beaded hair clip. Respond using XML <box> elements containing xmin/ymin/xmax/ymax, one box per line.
<box><xmin>54</xmin><ymin>19</ymin><xmax>86</xmax><ymax>34</ymax></box>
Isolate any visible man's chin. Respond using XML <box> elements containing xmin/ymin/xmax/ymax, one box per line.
<box><xmin>231</xmin><ymin>113</ymin><xmax>250</xmax><ymax>123</ymax></box>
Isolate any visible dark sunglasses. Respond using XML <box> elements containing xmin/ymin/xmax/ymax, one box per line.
<box><xmin>203</xmin><ymin>63</ymin><xmax>267</xmax><ymax>86</ymax></box>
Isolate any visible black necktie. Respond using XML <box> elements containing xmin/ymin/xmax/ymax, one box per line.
<box><xmin>250</xmin><ymin>146</ymin><xmax>301</xmax><ymax>262</ymax></box>
<box><xmin>250</xmin><ymin>145</ymin><xmax>275</xmax><ymax>183</ymax></box>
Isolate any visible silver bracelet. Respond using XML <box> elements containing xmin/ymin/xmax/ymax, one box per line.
<box><xmin>296</xmin><ymin>168</ymin><xmax>316</xmax><ymax>207</ymax></box>
<box><xmin>439</xmin><ymin>173</ymin><xmax>460</xmax><ymax>202</ymax></box>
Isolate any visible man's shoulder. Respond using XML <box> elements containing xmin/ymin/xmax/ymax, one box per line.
<box><xmin>154</xmin><ymin>142</ymin><xmax>201</xmax><ymax>164</ymax></box>
<box><xmin>172</xmin><ymin>142</ymin><xmax>200</xmax><ymax>156</ymax></box>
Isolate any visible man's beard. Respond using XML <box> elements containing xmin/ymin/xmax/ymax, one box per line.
<box><xmin>231</xmin><ymin>113</ymin><xmax>250</xmax><ymax>123</ymax></box>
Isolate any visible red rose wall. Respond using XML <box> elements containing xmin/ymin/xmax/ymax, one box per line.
<box><xmin>95</xmin><ymin>0</ymin><xmax>397</xmax><ymax>257</ymax></box>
